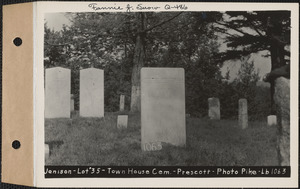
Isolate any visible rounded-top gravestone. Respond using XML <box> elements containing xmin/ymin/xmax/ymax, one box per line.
<box><xmin>80</xmin><ymin>68</ymin><xmax>104</xmax><ymax>117</ymax></box>
<box><xmin>45</xmin><ymin>67</ymin><xmax>71</xmax><ymax>118</ymax></box>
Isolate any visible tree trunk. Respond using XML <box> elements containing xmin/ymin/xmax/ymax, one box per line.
<box><xmin>130</xmin><ymin>13</ymin><xmax>146</xmax><ymax>112</ymax></box>
<box><xmin>130</xmin><ymin>34</ymin><xmax>146</xmax><ymax>112</ymax></box>
<box><xmin>269</xmin><ymin>42</ymin><xmax>286</xmax><ymax>114</ymax></box>
<box><xmin>267</xmin><ymin>17</ymin><xmax>290</xmax><ymax>166</ymax></box>
<box><xmin>267</xmin><ymin>15</ymin><xmax>287</xmax><ymax>115</ymax></box>
<box><xmin>270</xmin><ymin>41</ymin><xmax>286</xmax><ymax>70</ymax></box>
<box><xmin>274</xmin><ymin>77</ymin><xmax>290</xmax><ymax>166</ymax></box>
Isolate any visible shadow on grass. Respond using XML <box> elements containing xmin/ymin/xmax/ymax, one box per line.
<box><xmin>45</xmin><ymin>112</ymin><xmax>278</xmax><ymax>166</ymax></box>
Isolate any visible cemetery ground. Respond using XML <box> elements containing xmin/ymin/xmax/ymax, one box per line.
<box><xmin>45</xmin><ymin>112</ymin><xmax>278</xmax><ymax>166</ymax></box>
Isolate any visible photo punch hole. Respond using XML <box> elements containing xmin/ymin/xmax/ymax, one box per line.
<box><xmin>12</xmin><ymin>140</ymin><xmax>21</xmax><ymax>149</ymax></box>
<box><xmin>13</xmin><ymin>37</ymin><xmax>22</xmax><ymax>46</ymax></box>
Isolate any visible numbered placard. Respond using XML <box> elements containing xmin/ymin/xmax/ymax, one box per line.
<box><xmin>142</xmin><ymin>141</ymin><xmax>162</xmax><ymax>151</ymax></box>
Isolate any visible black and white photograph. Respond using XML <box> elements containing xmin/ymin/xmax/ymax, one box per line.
<box><xmin>42</xmin><ymin>2</ymin><xmax>294</xmax><ymax>182</ymax></box>
<box><xmin>1</xmin><ymin>1</ymin><xmax>298</xmax><ymax>188</ymax></box>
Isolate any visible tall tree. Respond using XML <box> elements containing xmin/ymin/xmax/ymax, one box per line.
<box><xmin>130</xmin><ymin>12</ymin><xmax>146</xmax><ymax>112</ymax></box>
<box><xmin>63</xmin><ymin>12</ymin><xmax>185</xmax><ymax>112</ymax></box>
<box><xmin>44</xmin><ymin>23</ymin><xmax>69</xmax><ymax>68</ymax></box>
<box><xmin>129</xmin><ymin>12</ymin><xmax>184</xmax><ymax>112</ymax></box>
<box><xmin>45</xmin><ymin>12</ymin><xmax>222</xmax><ymax>113</ymax></box>
<box><xmin>215</xmin><ymin>11</ymin><xmax>290</xmax><ymax>114</ymax></box>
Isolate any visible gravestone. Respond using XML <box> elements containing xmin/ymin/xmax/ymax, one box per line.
<box><xmin>274</xmin><ymin>77</ymin><xmax>290</xmax><ymax>166</ymax></box>
<box><xmin>267</xmin><ymin>115</ymin><xmax>277</xmax><ymax>126</ymax></box>
<box><xmin>120</xmin><ymin>94</ymin><xmax>125</xmax><ymax>111</ymax></box>
<box><xmin>208</xmin><ymin>97</ymin><xmax>220</xmax><ymax>120</ymax></box>
<box><xmin>80</xmin><ymin>68</ymin><xmax>104</xmax><ymax>117</ymax></box>
<box><xmin>141</xmin><ymin>68</ymin><xmax>186</xmax><ymax>151</ymax></box>
<box><xmin>238</xmin><ymin>98</ymin><xmax>248</xmax><ymax>129</ymax></box>
<box><xmin>117</xmin><ymin>115</ymin><xmax>128</xmax><ymax>129</ymax></box>
<box><xmin>45</xmin><ymin>67</ymin><xmax>70</xmax><ymax>118</ymax></box>
<box><xmin>45</xmin><ymin>144</ymin><xmax>50</xmax><ymax>161</ymax></box>
<box><xmin>70</xmin><ymin>94</ymin><xmax>74</xmax><ymax>111</ymax></box>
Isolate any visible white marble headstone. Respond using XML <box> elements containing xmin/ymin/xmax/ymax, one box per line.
<box><xmin>267</xmin><ymin>115</ymin><xmax>277</xmax><ymax>126</ymax></box>
<box><xmin>238</xmin><ymin>98</ymin><xmax>248</xmax><ymax>129</ymax></box>
<box><xmin>45</xmin><ymin>67</ymin><xmax>71</xmax><ymax>118</ymax></box>
<box><xmin>80</xmin><ymin>68</ymin><xmax>104</xmax><ymax>117</ymax></box>
<box><xmin>117</xmin><ymin>115</ymin><xmax>128</xmax><ymax>129</ymax></box>
<box><xmin>45</xmin><ymin>144</ymin><xmax>50</xmax><ymax>161</ymax></box>
<box><xmin>120</xmin><ymin>94</ymin><xmax>125</xmax><ymax>111</ymax></box>
<box><xmin>141</xmin><ymin>68</ymin><xmax>186</xmax><ymax>151</ymax></box>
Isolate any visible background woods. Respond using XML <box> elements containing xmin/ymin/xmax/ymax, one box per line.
<box><xmin>44</xmin><ymin>11</ymin><xmax>290</xmax><ymax>120</ymax></box>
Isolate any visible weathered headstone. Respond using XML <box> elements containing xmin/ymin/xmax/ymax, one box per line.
<box><xmin>120</xmin><ymin>94</ymin><xmax>125</xmax><ymax>111</ymax></box>
<box><xmin>208</xmin><ymin>97</ymin><xmax>220</xmax><ymax>120</ymax></box>
<box><xmin>238</xmin><ymin>98</ymin><xmax>248</xmax><ymax>129</ymax></box>
<box><xmin>70</xmin><ymin>94</ymin><xmax>74</xmax><ymax>111</ymax></box>
<box><xmin>274</xmin><ymin>77</ymin><xmax>290</xmax><ymax>166</ymax></box>
<box><xmin>45</xmin><ymin>144</ymin><xmax>50</xmax><ymax>161</ymax></box>
<box><xmin>80</xmin><ymin>68</ymin><xmax>104</xmax><ymax>117</ymax></box>
<box><xmin>117</xmin><ymin>115</ymin><xmax>128</xmax><ymax>129</ymax></box>
<box><xmin>141</xmin><ymin>68</ymin><xmax>186</xmax><ymax>151</ymax></box>
<box><xmin>267</xmin><ymin>115</ymin><xmax>277</xmax><ymax>126</ymax></box>
<box><xmin>45</xmin><ymin>67</ymin><xmax>71</xmax><ymax>118</ymax></box>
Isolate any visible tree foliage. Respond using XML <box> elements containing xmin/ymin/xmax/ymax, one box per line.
<box><xmin>44</xmin><ymin>11</ymin><xmax>277</xmax><ymax>118</ymax></box>
<box><xmin>219</xmin><ymin>58</ymin><xmax>271</xmax><ymax>120</ymax></box>
<box><xmin>44</xmin><ymin>12</ymin><xmax>224</xmax><ymax>113</ymax></box>
<box><xmin>215</xmin><ymin>11</ymin><xmax>290</xmax><ymax>115</ymax></box>
<box><xmin>215</xmin><ymin>11</ymin><xmax>290</xmax><ymax>70</ymax></box>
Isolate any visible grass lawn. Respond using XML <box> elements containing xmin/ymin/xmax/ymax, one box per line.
<box><xmin>45</xmin><ymin>112</ymin><xmax>278</xmax><ymax>166</ymax></box>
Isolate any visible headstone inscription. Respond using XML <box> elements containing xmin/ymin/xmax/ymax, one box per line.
<box><xmin>238</xmin><ymin>98</ymin><xmax>248</xmax><ymax>129</ymax></box>
<box><xmin>208</xmin><ymin>97</ymin><xmax>220</xmax><ymax>120</ymax></box>
<box><xmin>45</xmin><ymin>67</ymin><xmax>71</xmax><ymax>118</ymax></box>
<box><xmin>80</xmin><ymin>68</ymin><xmax>104</xmax><ymax>117</ymax></box>
<box><xmin>141</xmin><ymin>68</ymin><xmax>186</xmax><ymax>151</ymax></box>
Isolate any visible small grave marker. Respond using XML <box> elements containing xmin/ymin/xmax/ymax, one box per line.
<box><xmin>267</xmin><ymin>115</ymin><xmax>277</xmax><ymax>126</ymax></box>
<box><xmin>239</xmin><ymin>98</ymin><xmax>248</xmax><ymax>129</ymax></box>
<box><xmin>208</xmin><ymin>97</ymin><xmax>220</xmax><ymax>120</ymax></box>
<box><xmin>120</xmin><ymin>94</ymin><xmax>125</xmax><ymax>111</ymax></box>
<box><xmin>45</xmin><ymin>144</ymin><xmax>50</xmax><ymax>160</ymax></box>
<box><xmin>117</xmin><ymin>115</ymin><xmax>128</xmax><ymax>129</ymax></box>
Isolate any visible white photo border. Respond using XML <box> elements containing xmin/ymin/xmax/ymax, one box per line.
<box><xmin>35</xmin><ymin>2</ymin><xmax>299</xmax><ymax>187</ymax></box>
